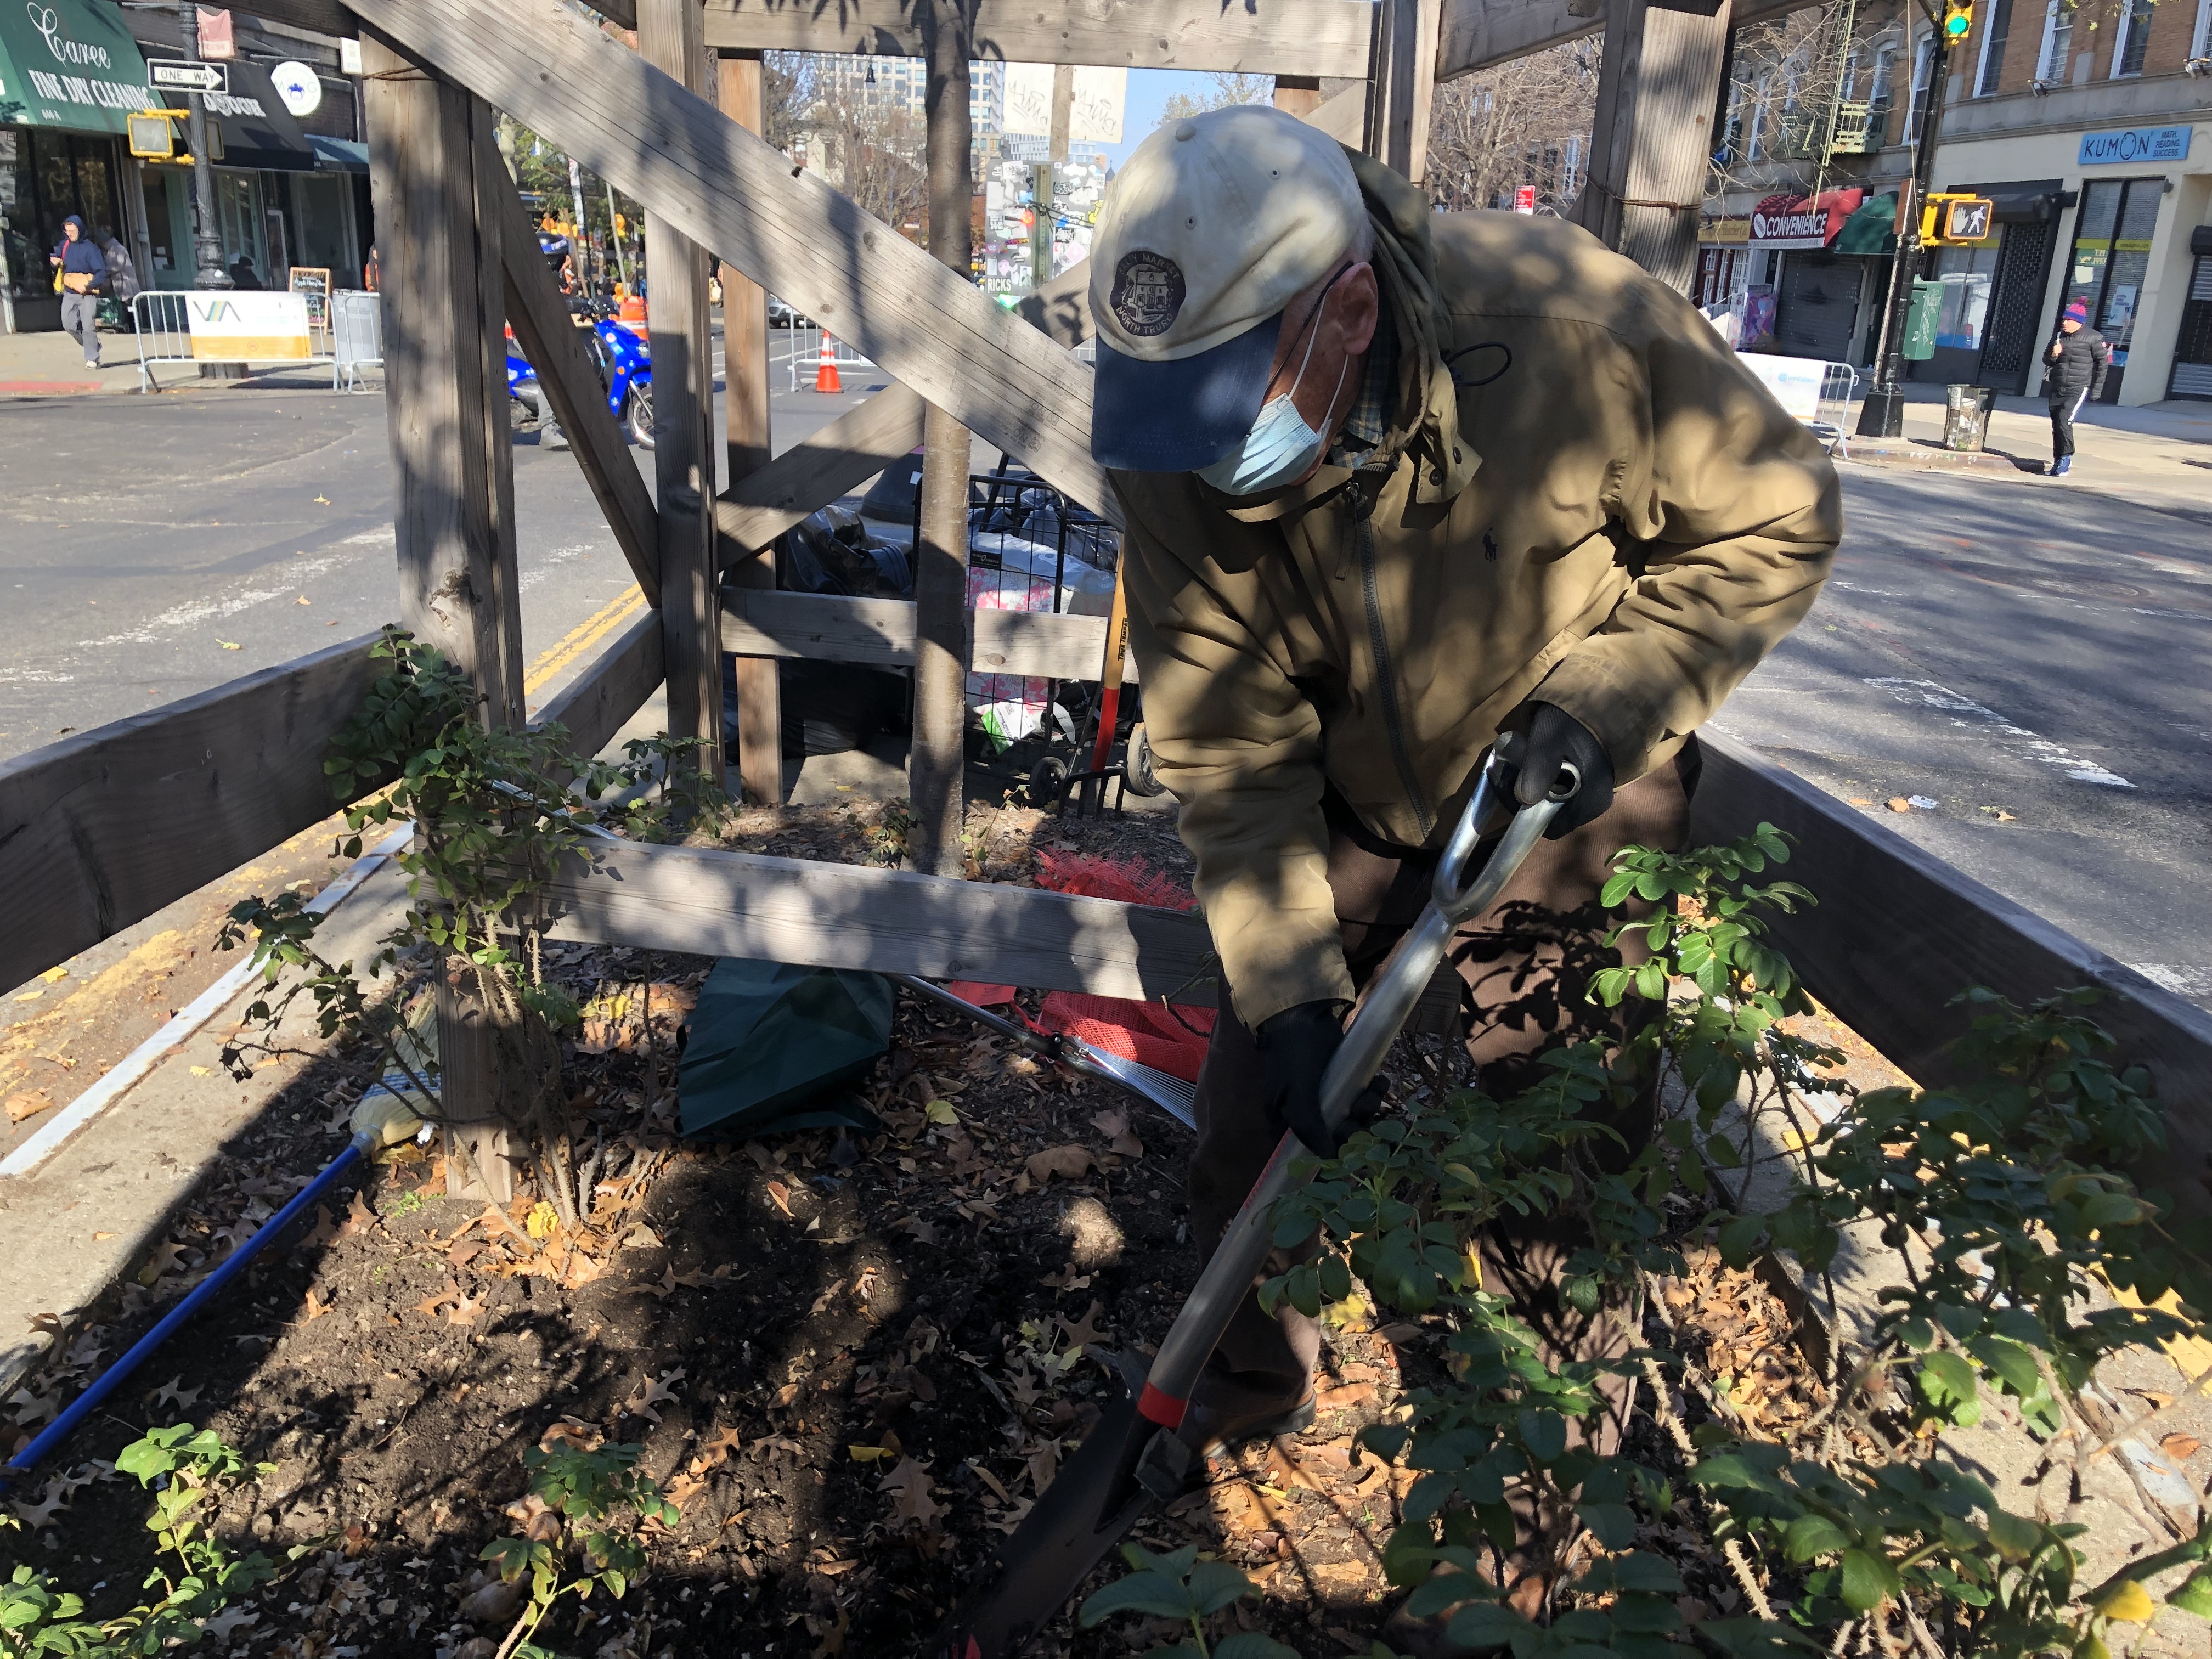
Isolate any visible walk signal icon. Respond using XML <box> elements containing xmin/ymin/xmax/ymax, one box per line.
<box><xmin>1921</xmin><ymin>193</ymin><xmax>1996</xmax><ymax>244</ymax></box>
<box><xmin>1942</xmin><ymin>0</ymin><xmax>1973</xmax><ymax>38</ymax></box>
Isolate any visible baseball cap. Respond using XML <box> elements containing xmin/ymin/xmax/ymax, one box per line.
<box><xmin>1089</xmin><ymin>105</ymin><xmax>1368</xmax><ymax>472</ymax></box>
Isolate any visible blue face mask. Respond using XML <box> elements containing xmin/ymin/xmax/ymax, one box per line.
<box><xmin>1195</xmin><ymin>283</ymin><xmax>1352</xmax><ymax>499</ymax></box>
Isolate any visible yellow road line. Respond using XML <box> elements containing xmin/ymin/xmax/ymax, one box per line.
<box><xmin>524</xmin><ymin>585</ymin><xmax>649</xmax><ymax>697</ymax></box>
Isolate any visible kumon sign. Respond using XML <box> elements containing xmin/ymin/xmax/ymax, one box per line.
<box><xmin>1750</xmin><ymin>187</ymin><xmax>1866</xmax><ymax>250</ymax></box>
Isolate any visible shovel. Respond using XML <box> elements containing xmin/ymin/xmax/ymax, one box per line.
<box><xmin>931</xmin><ymin>738</ymin><xmax>1580</xmax><ymax>1657</ymax></box>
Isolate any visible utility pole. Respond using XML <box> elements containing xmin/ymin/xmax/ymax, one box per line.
<box><xmin>566</xmin><ymin>156</ymin><xmax>591</xmax><ymax>288</ymax></box>
<box><xmin>179</xmin><ymin>3</ymin><xmax>232</xmax><ymax>295</ymax></box>
<box><xmin>1858</xmin><ymin>20</ymin><xmax>1953</xmax><ymax>437</ymax></box>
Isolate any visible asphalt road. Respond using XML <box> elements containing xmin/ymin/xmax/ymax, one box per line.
<box><xmin>1717</xmin><ymin>462</ymin><xmax>2212</xmax><ymax>1008</ymax></box>
<box><xmin>1</xmin><ymin>371</ymin><xmax>2204</xmax><ymax>1017</ymax></box>
<box><xmin>0</xmin><ymin>347</ymin><xmax>896</xmax><ymax>761</ymax></box>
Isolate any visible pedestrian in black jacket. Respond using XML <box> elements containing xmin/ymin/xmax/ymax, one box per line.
<box><xmin>2044</xmin><ymin>300</ymin><xmax>2108</xmax><ymax>477</ymax></box>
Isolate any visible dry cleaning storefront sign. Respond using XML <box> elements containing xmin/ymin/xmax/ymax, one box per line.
<box><xmin>0</xmin><ymin>0</ymin><xmax>155</xmax><ymax>134</ymax></box>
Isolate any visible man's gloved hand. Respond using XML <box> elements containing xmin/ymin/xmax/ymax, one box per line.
<box><xmin>1255</xmin><ymin>1001</ymin><xmax>1386</xmax><ymax>1159</ymax></box>
<box><xmin>1502</xmin><ymin>701</ymin><xmax>1615</xmax><ymax>840</ymax></box>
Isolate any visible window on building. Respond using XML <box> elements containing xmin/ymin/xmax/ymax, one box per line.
<box><xmin>2193</xmin><ymin>0</ymin><xmax>2212</xmax><ymax>58</ymax></box>
<box><xmin>2112</xmin><ymin>0</ymin><xmax>2153</xmax><ymax>73</ymax></box>
<box><xmin>1975</xmin><ymin>0</ymin><xmax>2015</xmax><ymax>92</ymax></box>
<box><xmin>2036</xmin><ymin>0</ymin><xmax>2075</xmax><ymax>80</ymax></box>
<box><xmin>1869</xmin><ymin>37</ymin><xmax>1901</xmax><ymax>104</ymax></box>
<box><xmin>1907</xmin><ymin>31</ymin><xmax>1935</xmax><ymax>142</ymax></box>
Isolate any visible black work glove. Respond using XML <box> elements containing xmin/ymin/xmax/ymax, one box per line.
<box><xmin>1500</xmin><ymin>701</ymin><xmax>1614</xmax><ymax>840</ymax></box>
<box><xmin>1254</xmin><ymin>1000</ymin><xmax>1386</xmax><ymax>1159</ymax></box>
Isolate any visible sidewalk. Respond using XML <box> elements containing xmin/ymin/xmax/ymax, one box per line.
<box><xmin>0</xmin><ymin>326</ymin><xmax>346</xmax><ymax>398</ymax></box>
<box><xmin>1839</xmin><ymin>382</ymin><xmax>2212</xmax><ymax>507</ymax></box>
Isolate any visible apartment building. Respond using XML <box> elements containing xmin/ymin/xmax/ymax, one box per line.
<box><xmin>1699</xmin><ymin>0</ymin><xmax>2210</xmax><ymax>403</ymax></box>
<box><xmin>1922</xmin><ymin>0</ymin><xmax>2210</xmax><ymax>401</ymax></box>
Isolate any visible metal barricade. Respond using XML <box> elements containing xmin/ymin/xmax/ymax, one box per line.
<box><xmin>130</xmin><ymin>292</ymin><xmax>195</xmax><ymax>393</ymax></box>
<box><xmin>331</xmin><ymin>290</ymin><xmax>383</xmax><ymax>393</ymax></box>
<box><xmin>1810</xmin><ymin>362</ymin><xmax>1860</xmax><ymax>459</ymax></box>
<box><xmin>776</xmin><ymin>320</ymin><xmax>875</xmax><ymax>392</ymax></box>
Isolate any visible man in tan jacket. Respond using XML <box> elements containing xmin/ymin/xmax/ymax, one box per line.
<box><xmin>1090</xmin><ymin>108</ymin><xmax>1840</xmax><ymax>1453</ymax></box>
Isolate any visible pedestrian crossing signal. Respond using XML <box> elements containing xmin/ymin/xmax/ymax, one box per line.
<box><xmin>1942</xmin><ymin>0</ymin><xmax>1973</xmax><ymax>38</ymax></box>
<box><xmin>1921</xmin><ymin>193</ymin><xmax>1996</xmax><ymax>244</ymax></box>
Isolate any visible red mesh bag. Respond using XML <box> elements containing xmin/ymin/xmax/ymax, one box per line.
<box><xmin>1031</xmin><ymin>851</ymin><xmax>1212</xmax><ymax>1080</ymax></box>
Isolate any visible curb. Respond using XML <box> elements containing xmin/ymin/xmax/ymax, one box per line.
<box><xmin>1841</xmin><ymin>443</ymin><xmax>2026</xmax><ymax>475</ymax></box>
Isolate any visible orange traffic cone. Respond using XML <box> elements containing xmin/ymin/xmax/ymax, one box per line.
<box><xmin>814</xmin><ymin>331</ymin><xmax>842</xmax><ymax>393</ymax></box>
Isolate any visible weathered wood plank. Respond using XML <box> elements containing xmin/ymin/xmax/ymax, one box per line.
<box><xmin>491</xmin><ymin>160</ymin><xmax>661</xmax><ymax>610</ymax></box>
<box><xmin>1690</xmin><ymin>732</ymin><xmax>2212</xmax><ymax>1210</ymax></box>
<box><xmin>718</xmin><ymin>48</ymin><xmax>782</xmax><ymax>805</ymax></box>
<box><xmin>714</xmin><ymin>385</ymin><xmax>927</xmax><ymax>563</ymax></box>
<box><xmin>367</xmin><ymin>44</ymin><xmax>526</xmax><ymax>728</ymax></box>
<box><xmin>721</xmin><ymin>589</ymin><xmax>1138</xmax><ymax>684</ymax></box>
<box><xmin>639</xmin><ymin>0</ymin><xmax>725</xmax><ymax>786</ymax></box>
<box><xmin>539</xmin><ymin>839</ymin><xmax>1212</xmax><ymax>1002</ymax></box>
<box><xmin>532</xmin><ymin>608</ymin><xmax>665</xmax><ymax>760</ymax></box>
<box><xmin>345</xmin><ymin>0</ymin><xmax>1114</xmax><ymax>522</ymax></box>
<box><xmin>1575</xmin><ymin>0</ymin><xmax>1734</xmax><ymax>295</ymax></box>
<box><xmin>0</xmin><ymin>635</ymin><xmax>385</xmax><ymax>996</ymax></box>
<box><xmin>1438</xmin><ymin>0</ymin><xmax>1815</xmax><ymax>79</ymax></box>
<box><xmin>698</xmin><ymin>0</ymin><xmax>1374</xmax><ymax>77</ymax></box>
<box><xmin>1370</xmin><ymin>0</ymin><xmax>1443</xmax><ymax>182</ymax></box>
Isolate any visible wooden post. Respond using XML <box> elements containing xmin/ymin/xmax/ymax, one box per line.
<box><xmin>639</xmin><ymin>0</ymin><xmax>724</xmax><ymax>790</ymax></box>
<box><xmin>1367</xmin><ymin>0</ymin><xmax>1442</xmax><ymax>183</ymax></box>
<box><xmin>362</xmin><ymin>35</ymin><xmax>525</xmax><ymax>1200</ymax></box>
<box><xmin>909</xmin><ymin>0</ymin><xmax>974</xmax><ymax>878</ymax></box>
<box><xmin>718</xmin><ymin>48</ymin><xmax>782</xmax><ymax>805</ymax></box>
<box><xmin>1575</xmin><ymin>0</ymin><xmax>1734</xmax><ymax>295</ymax></box>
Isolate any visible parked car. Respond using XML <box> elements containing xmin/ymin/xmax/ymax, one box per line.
<box><xmin>767</xmin><ymin>296</ymin><xmax>812</xmax><ymax>329</ymax></box>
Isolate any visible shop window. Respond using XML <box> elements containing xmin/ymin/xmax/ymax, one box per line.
<box><xmin>1932</xmin><ymin>244</ymin><xmax>2002</xmax><ymax>349</ymax></box>
<box><xmin>1975</xmin><ymin>0</ymin><xmax>2015</xmax><ymax>92</ymax></box>
<box><xmin>2063</xmin><ymin>178</ymin><xmax>2163</xmax><ymax>371</ymax></box>
<box><xmin>2111</xmin><ymin>0</ymin><xmax>2153</xmax><ymax>74</ymax></box>
<box><xmin>2035</xmin><ymin>0</ymin><xmax>2074</xmax><ymax>82</ymax></box>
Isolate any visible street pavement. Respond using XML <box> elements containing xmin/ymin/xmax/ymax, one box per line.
<box><xmin>0</xmin><ymin>342</ymin><xmax>2204</xmax><ymax>1032</ymax></box>
<box><xmin>1718</xmin><ymin>447</ymin><xmax>2212</xmax><ymax>1008</ymax></box>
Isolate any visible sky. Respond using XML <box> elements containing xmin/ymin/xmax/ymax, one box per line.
<box><xmin>1095</xmin><ymin>69</ymin><xmax>1262</xmax><ymax>171</ymax></box>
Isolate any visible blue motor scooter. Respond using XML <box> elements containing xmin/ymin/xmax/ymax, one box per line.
<box><xmin>506</xmin><ymin>297</ymin><xmax>654</xmax><ymax>450</ymax></box>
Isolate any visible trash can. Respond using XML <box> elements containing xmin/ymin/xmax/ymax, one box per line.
<box><xmin>1944</xmin><ymin>384</ymin><xmax>1996</xmax><ymax>452</ymax></box>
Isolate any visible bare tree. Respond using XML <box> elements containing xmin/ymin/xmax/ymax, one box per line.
<box><xmin>1425</xmin><ymin>41</ymin><xmax>1601</xmax><ymax>215</ymax></box>
<box><xmin>805</xmin><ymin>95</ymin><xmax>932</xmax><ymax>236</ymax></box>
<box><xmin>1709</xmin><ymin>1</ymin><xmax>1898</xmax><ymax>204</ymax></box>
<box><xmin>1158</xmin><ymin>71</ymin><xmax>1274</xmax><ymax>126</ymax></box>
<box><xmin>762</xmin><ymin>50</ymin><xmax>819</xmax><ymax>155</ymax></box>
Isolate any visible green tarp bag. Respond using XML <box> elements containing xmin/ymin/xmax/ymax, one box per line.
<box><xmin>678</xmin><ymin>958</ymin><xmax>891</xmax><ymax>1138</ymax></box>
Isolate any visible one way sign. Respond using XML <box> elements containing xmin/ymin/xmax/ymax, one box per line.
<box><xmin>150</xmin><ymin>61</ymin><xmax>229</xmax><ymax>93</ymax></box>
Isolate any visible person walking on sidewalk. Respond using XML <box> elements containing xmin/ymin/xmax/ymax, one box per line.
<box><xmin>48</xmin><ymin>216</ymin><xmax>108</xmax><ymax>369</ymax></box>
<box><xmin>2044</xmin><ymin>300</ymin><xmax>2108</xmax><ymax>477</ymax></box>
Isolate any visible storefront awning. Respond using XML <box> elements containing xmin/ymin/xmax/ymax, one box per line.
<box><xmin>151</xmin><ymin>57</ymin><xmax>317</xmax><ymax>171</ymax></box>
<box><xmin>0</xmin><ymin>0</ymin><xmax>154</xmax><ymax>136</ymax></box>
<box><xmin>1833</xmin><ymin>192</ymin><xmax>1899</xmax><ymax>256</ymax></box>
<box><xmin>308</xmin><ymin>134</ymin><xmax>366</xmax><ymax>173</ymax></box>
<box><xmin>1750</xmin><ymin>187</ymin><xmax>1866</xmax><ymax>250</ymax></box>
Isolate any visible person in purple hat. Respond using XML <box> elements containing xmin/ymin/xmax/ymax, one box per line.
<box><xmin>2042</xmin><ymin>299</ymin><xmax>2108</xmax><ymax>477</ymax></box>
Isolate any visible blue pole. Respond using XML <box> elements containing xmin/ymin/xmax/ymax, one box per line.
<box><xmin>0</xmin><ymin>1134</ymin><xmax>369</xmax><ymax>1487</ymax></box>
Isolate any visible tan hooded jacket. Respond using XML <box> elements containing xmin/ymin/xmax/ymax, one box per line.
<box><xmin>1110</xmin><ymin>154</ymin><xmax>1842</xmax><ymax>1031</ymax></box>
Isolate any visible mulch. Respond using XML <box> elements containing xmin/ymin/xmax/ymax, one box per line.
<box><xmin>1</xmin><ymin>795</ymin><xmax>1855</xmax><ymax>1658</ymax></box>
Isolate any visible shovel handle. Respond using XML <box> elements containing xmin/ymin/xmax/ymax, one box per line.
<box><xmin>1133</xmin><ymin>749</ymin><xmax>1571</xmax><ymax>1430</ymax></box>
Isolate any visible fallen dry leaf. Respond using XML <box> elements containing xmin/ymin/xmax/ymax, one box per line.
<box><xmin>808</xmin><ymin>1279</ymin><xmax>848</xmax><ymax>1316</ymax></box>
<box><xmin>627</xmin><ymin>1366</ymin><xmax>686</xmax><ymax>1424</ymax></box>
<box><xmin>696</xmin><ymin>1426</ymin><xmax>743</xmax><ymax>1470</ymax></box>
<box><xmin>881</xmin><ymin>1456</ymin><xmax>944</xmax><ymax>1528</ymax></box>
<box><xmin>2161</xmin><ymin>1432</ymin><xmax>2203</xmax><ymax>1463</ymax></box>
<box><xmin>1057</xmin><ymin>1300</ymin><xmax>1107</xmax><ymax>1352</ymax></box>
<box><xmin>303</xmin><ymin>1289</ymin><xmax>332</xmax><ymax>1322</ymax></box>
<box><xmin>1025</xmin><ymin>1144</ymin><xmax>1094</xmax><ymax>1185</ymax></box>
<box><xmin>1090</xmin><ymin>1107</ymin><xmax>1144</xmax><ymax>1159</ymax></box>
<box><xmin>445</xmin><ymin>1290</ymin><xmax>489</xmax><ymax>1327</ymax></box>
<box><xmin>1318</xmin><ymin>1381</ymin><xmax>1376</xmax><ymax>1410</ymax></box>
<box><xmin>765</xmin><ymin>1180</ymin><xmax>794</xmax><ymax>1218</ymax></box>
<box><xmin>6</xmin><ymin>1091</ymin><xmax>54</xmax><ymax>1124</ymax></box>
<box><xmin>539</xmin><ymin>1418</ymin><xmax>603</xmax><ymax>1454</ymax></box>
<box><xmin>1885</xmin><ymin>797</ymin><xmax>1912</xmax><ymax>812</ymax></box>
<box><xmin>340</xmin><ymin>1191</ymin><xmax>376</xmax><ymax>1236</ymax></box>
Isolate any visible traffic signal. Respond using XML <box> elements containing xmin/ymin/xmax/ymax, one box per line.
<box><xmin>1942</xmin><ymin>0</ymin><xmax>1973</xmax><ymax>43</ymax></box>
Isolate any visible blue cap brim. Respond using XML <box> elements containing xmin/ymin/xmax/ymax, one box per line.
<box><xmin>1091</xmin><ymin>313</ymin><xmax>1283</xmax><ymax>472</ymax></box>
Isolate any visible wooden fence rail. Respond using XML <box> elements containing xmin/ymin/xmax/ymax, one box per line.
<box><xmin>721</xmin><ymin>589</ymin><xmax>1138</xmax><ymax>684</ymax></box>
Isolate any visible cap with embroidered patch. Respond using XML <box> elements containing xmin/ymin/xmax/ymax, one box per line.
<box><xmin>1088</xmin><ymin>104</ymin><xmax>1367</xmax><ymax>472</ymax></box>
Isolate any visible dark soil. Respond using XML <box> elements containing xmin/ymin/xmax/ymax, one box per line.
<box><xmin>1</xmin><ymin>795</ymin><xmax>1860</xmax><ymax>1659</ymax></box>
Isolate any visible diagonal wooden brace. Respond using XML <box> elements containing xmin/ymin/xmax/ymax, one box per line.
<box><xmin>490</xmin><ymin>163</ymin><xmax>662</xmax><ymax>608</ymax></box>
<box><xmin>714</xmin><ymin>383</ymin><xmax>927</xmax><ymax>565</ymax></box>
<box><xmin>347</xmin><ymin>0</ymin><xmax>1113</xmax><ymax>521</ymax></box>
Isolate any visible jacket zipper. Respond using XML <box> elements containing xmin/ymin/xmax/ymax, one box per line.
<box><xmin>1355</xmin><ymin>509</ymin><xmax>1434</xmax><ymax>840</ymax></box>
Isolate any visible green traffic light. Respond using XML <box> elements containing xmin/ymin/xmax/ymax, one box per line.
<box><xmin>1944</xmin><ymin>8</ymin><xmax>1971</xmax><ymax>33</ymax></box>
